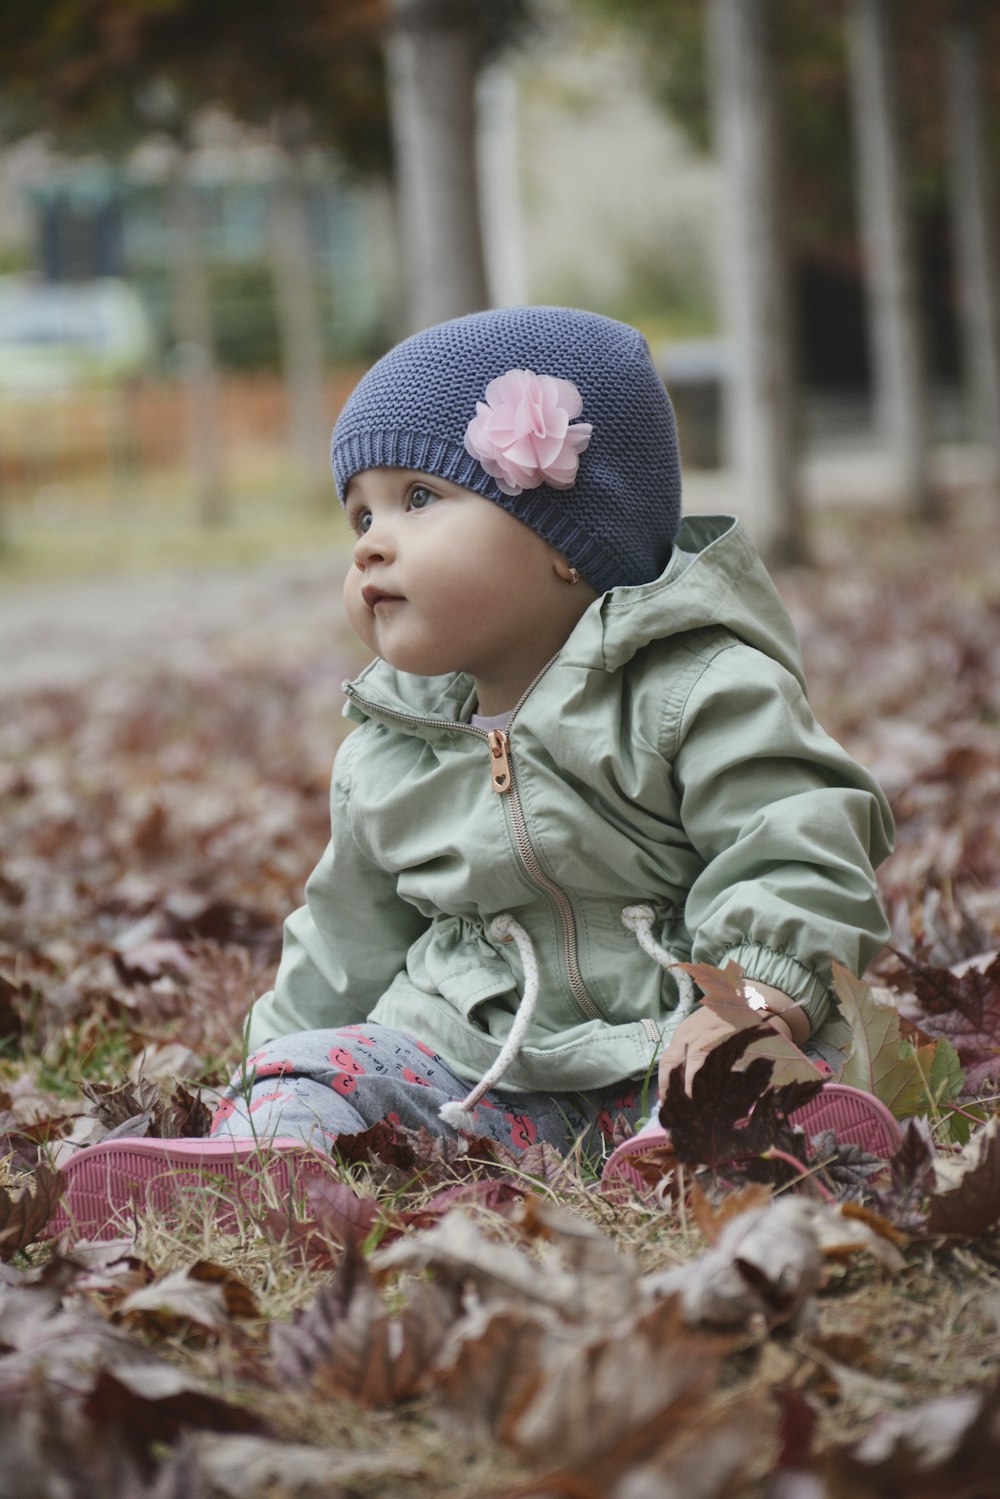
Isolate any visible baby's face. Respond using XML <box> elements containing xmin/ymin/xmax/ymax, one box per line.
<box><xmin>342</xmin><ymin>467</ymin><xmax>594</xmax><ymax>712</ymax></box>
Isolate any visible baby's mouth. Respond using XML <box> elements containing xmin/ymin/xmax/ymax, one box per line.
<box><xmin>361</xmin><ymin>584</ymin><xmax>403</xmax><ymax>610</ymax></box>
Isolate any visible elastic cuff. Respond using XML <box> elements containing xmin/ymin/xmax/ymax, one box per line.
<box><xmin>718</xmin><ymin>943</ymin><xmax>832</xmax><ymax>1034</ymax></box>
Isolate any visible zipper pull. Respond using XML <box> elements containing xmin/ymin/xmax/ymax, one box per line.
<box><xmin>487</xmin><ymin>729</ymin><xmax>512</xmax><ymax>794</ymax></box>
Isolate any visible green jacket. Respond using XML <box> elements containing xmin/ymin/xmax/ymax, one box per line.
<box><xmin>248</xmin><ymin>515</ymin><xmax>893</xmax><ymax>1092</ymax></box>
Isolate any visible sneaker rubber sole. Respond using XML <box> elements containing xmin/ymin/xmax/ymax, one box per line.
<box><xmin>601</xmin><ymin>1082</ymin><xmax>904</xmax><ymax>1198</ymax></box>
<box><xmin>46</xmin><ymin>1135</ymin><xmax>327</xmax><ymax>1242</ymax></box>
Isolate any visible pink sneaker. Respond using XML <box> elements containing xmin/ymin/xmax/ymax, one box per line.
<box><xmin>601</xmin><ymin>1083</ymin><xmax>904</xmax><ymax>1198</ymax></box>
<box><xmin>47</xmin><ymin>1135</ymin><xmax>328</xmax><ymax>1242</ymax></box>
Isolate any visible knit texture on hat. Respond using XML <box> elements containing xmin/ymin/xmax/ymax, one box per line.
<box><xmin>331</xmin><ymin>306</ymin><xmax>682</xmax><ymax>593</ymax></box>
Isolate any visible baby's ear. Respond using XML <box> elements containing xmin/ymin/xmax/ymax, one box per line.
<box><xmin>552</xmin><ymin>555</ymin><xmax>580</xmax><ymax>584</ymax></box>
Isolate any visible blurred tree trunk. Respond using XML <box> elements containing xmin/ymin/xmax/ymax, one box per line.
<box><xmin>848</xmin><ymin>0</ymin><xmax>936</xmax><ymax>521</ymax></box>
<box><xmin>945</xmin><ymin>0</ymin><xmax>1000</xmax><ymax>472</ymax></box>
<box><xmin>707</xmin><ymin>0</ymin><xmax>806</xmax><ymax>564</ymax></box>
<box><xmin>384</xmin><ymin>0</ymin><xmax>489</xmax><ymax>333</ymax></box>
<box><xmin>269</xmin><ymin>121</ymin><xmax>332</xmax><ymax>507</ymax></box>
<box><xmin>166</xmin><ymin>148</ymin><xmax>228</xmax><ymax>527</ymax></box>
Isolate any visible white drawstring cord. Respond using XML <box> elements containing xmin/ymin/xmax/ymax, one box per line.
<box><xmin>439</xmin><ymin>906</ymin><xmax>696</xmax><ymax>1135</ymax></box>
<box><xmin>621</xmin><ymin>904</ymin><xmax>698</xmax><ymax>1019</ymax></box>
<box><xmin>439</xmin><ymin>912</ymin><xmax>539</xmax><ymax>1133</ymax></box>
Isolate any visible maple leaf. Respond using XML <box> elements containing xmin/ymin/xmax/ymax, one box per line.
<box><xmin>925</xmin><ymin>1115</ymin><xmax>1000</xmax><ymax>1241</ymax></box>
<box><xmin>648</xmin><ymin>1198</ymin><xmax>824</xmax><ymax>1332</ymax></box>
<box><xmin>0</xmin><ymin>1163</ymin><xmax>65</xmax><ymax>1260</ymax></box>
<box><xmin>260</xmin><ymin>1174</ymin><xmax>380</xmax><ymax>1268</ymax></box>
<box><xmin>402</xmin><ymin>1177</ymin><xmax>527</xmax><ymax>1234</ymax></box>
<box><xmin>503</xmin><ymin>1394</ymin><xmax>767</xmax><ymax>1499</ymax></box>
<box><xmin>433</xmin><ymin>1292</ymin><xmax>729</xmax><ymax>1467</ymax></box>
<box><xmin>870</xmin><ymin>1115</ymin><xmax>938</xmax><ymax>1237</ymax></box>
<box><xmin>375</xmin><ymin>1202</ymin><xmax>640</xmax><ymax>1324</ymax></box>
<box><xmin>886</xmin><ymin>949</ymin><xmax>1000</xmax><ymax>1091</ymax></box>
<box><xmin>188</xmin><ymin>1432</ymin><xmax>375</xmax><ymax>1498</ymax></box>
<box><xmin>81</xmin><ymin>1364</ymin><xmax>266</xmax><ymax>1476</ymax></box>
<box><xmin>683</xmin><ymin>961</ymin><xmax>826</xmax><ymax>1087</ymax></box>
<box><xmin>270</xmin><ymin>1242</ymin><xmax>453</xmax><ymax>1404</ymax></box>
<box><xmin>660</xmin><ymin>1026</ymin><xmax>823</xmax><ymax>1186</ymax></box>
<box><xmin>827</xmin><ymin>1380</ymin><xmax>1000</xmax><ymax>1497</ymax></box>
<box><xmin>833</xmin><ymin>964</ymin><xmax>960</xmax><ymax>1119</ymax></box>
<box><xmin>117</xmin><ymin>1260</ymin><xmax>259</xmax><ymax>1341</ymax></box>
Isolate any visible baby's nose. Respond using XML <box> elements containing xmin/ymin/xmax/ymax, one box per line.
<box><xmin>353</xmin><ymin>523</ymin><xmax>392</xmax><ymax>568</ymax></box>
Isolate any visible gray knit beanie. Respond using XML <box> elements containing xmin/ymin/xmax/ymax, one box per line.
<box><xmin>331</xmin><ymin>305</ymin><xmax>681</xmax><ymax>594</ymax></box>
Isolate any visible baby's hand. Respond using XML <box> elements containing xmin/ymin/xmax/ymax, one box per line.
<box><xmin>657</xmin><ymin>985</ymin><xmax>802</xmax><ymax>1096</ymax></box>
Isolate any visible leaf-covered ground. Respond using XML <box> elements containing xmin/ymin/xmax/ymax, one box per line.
<box><xmin>1</xmin><ymin>493</ymin><xmax>999</xmax><ymax>1498</ymax></box>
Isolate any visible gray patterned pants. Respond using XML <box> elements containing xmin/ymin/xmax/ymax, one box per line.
<box><xmin>211</xmin><ymin>1023</ymin><xmax>650</xmax><ymax>1157</ymax></box>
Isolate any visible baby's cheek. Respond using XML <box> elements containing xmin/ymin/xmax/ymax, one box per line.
<box><xmin>343</xmin><ymin>571</ymin><xmax>374</xmax><ymax>647</ymax></box>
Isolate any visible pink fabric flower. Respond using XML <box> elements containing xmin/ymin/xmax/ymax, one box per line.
<box><xmin>463</xmin><ymin>368</ymin><xmax>592</xmax><ymax>497</ymax></box>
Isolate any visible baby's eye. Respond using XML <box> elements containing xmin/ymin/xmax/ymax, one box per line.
<box><xmin>353</xmin><ymin>508</ymin><xmax>373</xmax><ymax>535</ymax></box>
<box><xmin>408</xmin><ymin>484</ymin><xmax>437</xmax><ymax>512</ymax></box>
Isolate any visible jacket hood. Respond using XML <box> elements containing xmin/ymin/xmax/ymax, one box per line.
<box><xmin>344</xmin><ymin>515</ymin><xmax>807</xmax><ymax>725</ymax></box>
<box><xmin>577</xmin><ymin>513</ymin><xmax>807</xmax><ymax>686</ymax></box>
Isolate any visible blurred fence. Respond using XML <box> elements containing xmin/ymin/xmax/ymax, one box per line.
<box><xmin>0</xmin><ymin>370</ymin><xmax>360</xmax><ymax>501</ymax></box>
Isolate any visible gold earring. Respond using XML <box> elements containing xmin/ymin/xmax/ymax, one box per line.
<box><xmin>568</xmin><ymin>567</ymin><xmax>580</xmax><ymax>586</ymax></box>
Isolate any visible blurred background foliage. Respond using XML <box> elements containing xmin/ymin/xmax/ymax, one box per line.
<box><xmin>0</xmin><ymin>0</ymin><xmax>996</xmax><ymax>571</ymax></box>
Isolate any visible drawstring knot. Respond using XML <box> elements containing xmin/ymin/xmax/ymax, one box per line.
<box><xmin>438</xmin><ymin>905</ymin><xmax>698</xmax><ymax>1137</ymax></box>
<box><xmin>438</xmin><ymin>913</ymin><xmax>539</xmax><ymax>1134</ymax></box>
<box><xmin>621</xmin><ymin>904</ymin><xmax>698</xmax><ymax>1017</ymax></box>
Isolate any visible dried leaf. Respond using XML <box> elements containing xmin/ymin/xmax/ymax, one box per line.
<box><xmin>660</xmin><ymin>1026</ymin><xmax>824</xmax><ymax>1186</ymax></box>
<box><xmin>271</xmin><ymin>1244</ymin><xmax>452</xmax><ymax>1404</ymax></box>
<box><xmin>375</xmin><ymin>1204</ymin><xmax>639</xmax><ymax>1323</ymax></box>
<box><xmin>192</xmin><ymin>1433</ymin><xmax>400</xmax><ymax>1499</ymax></box>
<box><xmin>828</xmin><ymin>1381</ymin><xmax>1000</xmax><ymax>1496</ymax></box>
<box><xmin>504</xmin><ymin>1392</ymin><xmax>766</xmax><ymax>1499</ymax></box>
<box><xmin>433</xmin><ymin>1293</ymin><xmax>728</xmax><ymax>1469</ymax></box>
<box><xmin>684</xmin><ymin>962</ymin><xmax>825</xmax><ymax>1087</ymax></box>
<box><xmin>510</xmin><ymin>1298</ymin><xmax>726</xmax><ymax>1466</ymax></box>
<box><xmin>887</xmin><ymin>949</ymin><xmax>1000</xmax><ymax>1090</ymax></box>
<box><xmin>925</xmin><ymin>1115</ymin><xmax>1000</xmax><ymax>1241</ymax></box>
<box><xmin>871</xmin><ymin>1115</ymin><xmax>938</xmax><ymax>1236</ymax></box>
<box><xmin>0</xmin><ymin>1163</ymin><xmax>64</xmax><ymax>1260</ymax></box>
<box><xmin>403</xmin><ymin>1176</ymin><xmax>527</xmax><ymax>1232</ymax></box>
<box><xmin>118</xmin><ymin>1260</ymin><xmax>258</xmax><ymax>1338</ymax></box>
<box><xmin>82</xmin><ymin>1364</ymin><xmax>266</xmax><ymax>1470</ymax></box>
<box><xmin>689</xmin><ymin>1180</ymin><xmax>774</xmax><ymax>1246</ymax></box>
<box><xmin>431</xmin><ymin>1302</ymin><xmax>549</xmax><ymax>1446</ymax></box>
<box><xmin>262</xmin><ymin>1172</ymin><xmax>379</xmax><ymax>1265</ymax></box>
<box><xmin>646</xmin><ymin>1198</ymin><xmax>824</xmax><ymax>1332</ymax></box>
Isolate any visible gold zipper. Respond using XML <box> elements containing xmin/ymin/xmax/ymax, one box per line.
<box><xmin>343</xmin><ymin>674</ymin><xmax>605</xmax><ymax>1025</ymax></box>
<box><xmin>485</xmin><ymin>728</ymin><xmax>603</xmax><ymax>1023</ymax></box>
<box><xmin>487</xmin><ymin>729</ymin><xmax>512</xmax><ymax>793</ymax></box>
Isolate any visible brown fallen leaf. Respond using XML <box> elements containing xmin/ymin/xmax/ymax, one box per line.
<box><xmin>192</xmin><ymin>1432</ymin><xmax>411</xmax><ymax>1499</ymax></box>
<box><xmin>816</xmin><ymin>1380</ymin><xmax>1000</xmax><ymax>1498</ymax></box>
<box><xmin>660</xmin><ymin>1024</ymin><xmax>824</xmax><ymax>1188</ymax></box>
<box><xmin>646</xmin><ymin>1198</ymin><xmax>825</xmax><ymax>1332</ymax></box>
<box><xmin>433</xmin><ymin>1293</ymin><xmax>730</xmax><ymax>1468</ymax></box>
<box><xmin>499</xmin><ymin>1392</ymin><xmax>767</xmax><ymax>1499</ymax></box>
<box><xmin>375</xmin><ymin>1203</ymin><xmax>640</xmax><ymax>1324</ymax></box>
<box><xmin>925</xmin><ymin>1114</ymin><xmax>1000</xmax><ymax>1241</ymax></box>
<box><xmin>689</xmin><ymin>1180</ymin><xmax>774</xmax><ymax>1245</ymax></box>
<box><xmin>81</xmin><ymin>1364</ymin><xmax>266</xmax><ymax>1474</ymax></box>
<box><xmin>887</xmin><ymin>949</ymin><xmax>1000</xmax><ymax>1090</ymax></box>
<box><xmin>0</xmin><ymin>1386</ymin><xmax>212</xmax><ymax>1499</ymax></box>
<box><xmin>430</xmin><ymin>1302</ymin><xmax>549</xmax><ymax>1448</ymax></box>
<box><xmin>117</xmin><ymin>1260</ymin><xmax>259</xmax><ymax>1339</ymax></box>
<box><xmin>271</xmin><ymin>1243</ymin><xmax>453</xmax><ymax>1405</ymax></box>
<box><xmin>261</xmin><ymin>1172</ymin><xmax>380</xmax><ymax>1265</ymax></box>
<box><xmin>0</xmin><ymin>1163</ymin><xmax>64</xmax><ymax>1260</ymax></box>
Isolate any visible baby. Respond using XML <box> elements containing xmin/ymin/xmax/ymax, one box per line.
<box><xmin>54</xmin><ymin>306</ymin><xmax>897</xmax><ymax>1235</ymax></box>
